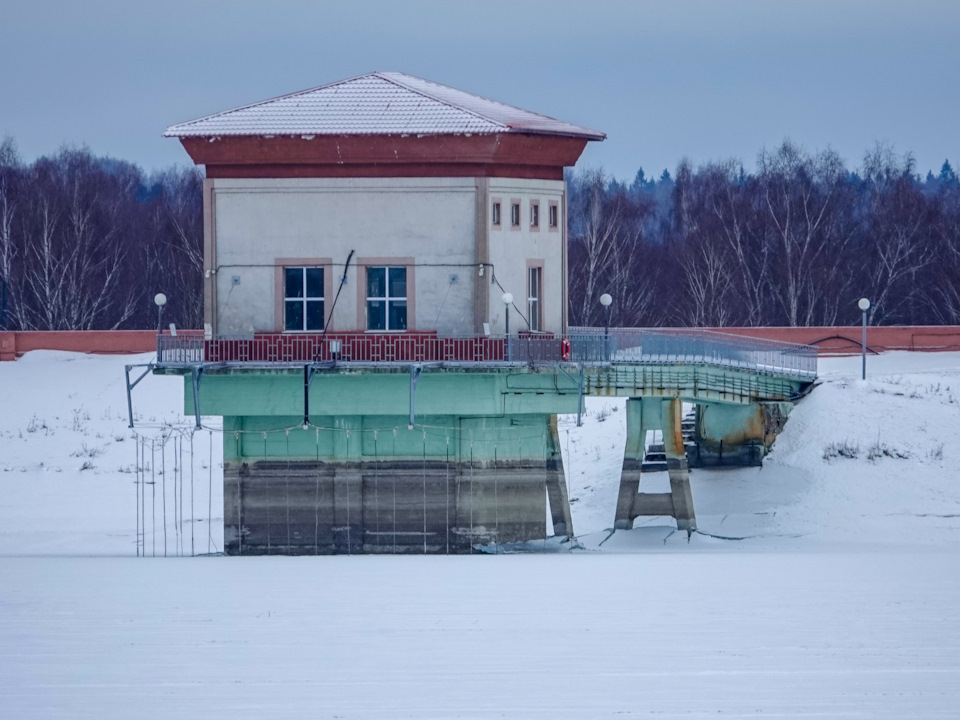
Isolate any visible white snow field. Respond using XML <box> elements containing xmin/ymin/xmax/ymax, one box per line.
<box><xmin>2</xmin><ymin>350</ymin><xmax>959</xmax><ymax>718</ymax></box>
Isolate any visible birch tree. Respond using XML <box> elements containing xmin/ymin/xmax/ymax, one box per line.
<box><xmin>857</xmin><ymin>145</ymin><xmax>934</xmax><ymax>323</ymax></box>
<box><xmin>757</xmin><ymin>142</ymin><xmax>849</xmax><ymax>326</ymax></box>
<box><xmin>568</xmin><ymin>168</ymin><xmax>619</xmax><ymax>326</ymax></box>
<box><xmin>0</xmin><ymin>138</ymin><xmax>22</xmax><ymax>329</ymax></box>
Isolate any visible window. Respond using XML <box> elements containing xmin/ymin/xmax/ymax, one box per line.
<box><xmin>510</xmin><ymin>201</ymin><xmax>520</xmax><ymax>228</ymax></box>
<box><xmin>530</xmin><ymin>201</ymin><xmax>539</xmax><ymax>229</ymax></box>
<box><xmin>548</xmin><ymin>202</ymin><xmax>558</xmax><ymax>229</ymax></box>
<box><xmin>527</xmin><ymin>266</ymin><xmax>542</xmax><ymax>332</ymax></box>
<box><xmin>367</xmin><ymin>266</ymin><xmax>407</xmax><ymax>331</ymax></box>
<box><xmin>492</xmin><ymin>201</ymin><xmax>501</xmax><ymax>228</ymax></box>
<box><xmin>284</xmin><ymin>267</ymin><xmax>324</xmax><ymax>331</ymax></box>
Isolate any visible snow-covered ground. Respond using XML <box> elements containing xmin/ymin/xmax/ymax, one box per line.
<box><xmin>0</xmin><ymin>351</ymin><xmax>223</xmax><ymax>557</ymax></box>
<box><xmin>562</xmin><ymin>351</ymin><xmax>960</xmax><ymax>551</ymax></box>
<box><xmin>2</xmin><ymin>350</ymin><xmax>959</xmax><ymax>718</ymax></box>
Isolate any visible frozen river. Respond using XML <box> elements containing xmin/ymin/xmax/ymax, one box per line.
<box><xmin>3</xmin><ymin>552</ymin><xmax>959</xmax><ymax>719</ymax></box>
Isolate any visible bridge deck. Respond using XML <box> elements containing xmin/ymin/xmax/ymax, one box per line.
<box><xmin>156</xmin><ymin>328</ymin><xmax>816</xmax><ymax>392</ymax></box>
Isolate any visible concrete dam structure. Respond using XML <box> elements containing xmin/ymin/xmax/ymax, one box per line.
<box><xmin>146</xmin><ymin>329</ymin><xmax>817</xmax><ymax>554</ymax></box>
<box><xmin>151</xmin><ymin>72</ymin><xmax>816</xmax><ymax>554</ymax></box>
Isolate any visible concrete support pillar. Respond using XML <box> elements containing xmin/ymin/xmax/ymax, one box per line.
<box><xmin>614</xmin><ymin>397</ymin><xmax>646</xmax><ymax>529</ymax></box>
<box><xmin>662</xmin><ymin>398</ymin><xmax>697</xmax><ymax>534</ymax></box>
<box><xmin>613</xmin><ymin>397</ymin><xmax>697</xmax><ymax>534</ymax></box>
<box><xmin>545</xmin><ymin>415</ymin><xmax>574</xmax><ymax>538</ymax></box>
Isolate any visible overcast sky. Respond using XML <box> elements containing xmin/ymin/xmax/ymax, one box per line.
<box><xmin>3</xmin><ymin>0</ymin><xmax>958</xmax><ymax>182</ymax></box>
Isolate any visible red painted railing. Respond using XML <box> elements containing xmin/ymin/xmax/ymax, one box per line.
<box><xmin>161</xmin><ymin>331</ymin><xmax>517</xmax><ymax>364</ymax></box>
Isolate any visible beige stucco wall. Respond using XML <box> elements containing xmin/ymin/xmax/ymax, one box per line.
<box><xmin>206</xmin><ymin>175</ymin><xmax>566</xmax><ymax>337</ymax></box>
<box><xmin>485</xmin><ymin>178</ymin><xmax>566</xmax><ymax>335</ymax></box>
<box><xmin>210</xmin><ymin>177</ymin><xmax>476</xmax><ymax>334</ymax></box>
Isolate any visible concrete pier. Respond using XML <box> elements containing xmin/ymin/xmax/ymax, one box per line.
<box><xmin>545</xmin><ymin>415</ymin><xmax>574</xmax><ymax>538</ymax></box>
<box><xmin>614</xmin><ymin>397</ymin><xmax>697</xmax><ymax>534</ymax></box>
<box><xmin>220</xmin><ymin>410</ymin><xmax>574</xmax><ymax>554</ymax></box>
<box><xmin>690</xmin><ymin>402</ymin><xmax>793</xmax><ymax>467</ymax></box>
<box><xmin>223</xmin><ymin>459</ymin><xmax>554</xmax><ymax>554</ymax></box>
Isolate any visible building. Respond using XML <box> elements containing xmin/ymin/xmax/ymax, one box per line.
<box><xmin>164</xmin><ymin>71</ymin><xmax>605</xmax><ymax>340</ymax></box>
<box><xmin>162</xmin><ymin>72</ymin><xmax>605</xmax><ymax>554</ymax></box>
<box><xmin>158</xmin><ymin>72</ymin><xmax>815</xmax><ymax>555</ymax></box>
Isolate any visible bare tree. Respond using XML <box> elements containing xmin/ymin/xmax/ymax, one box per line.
<box><xmin>671</xmin><ymin>160</ymin><xmax>736</xmax><ymax>326</ymax></box>
<box><xmin>707</xmin><ymin>163</ymin><xmax>770</xmax><ymax>326</ymax></box>
<box><xmin>0</xmin><ymin>138</ymin><xmax>22</xmax><ymax>329</ymax></box>
<box><xmin>858</xmin><ymin>144</ymin><xmax>934</xmax><ymax>323</ymax></box>
<box><xmin>17</xmin><ymin>151</ymin><xmax>135</xmax><ymax>329</ymax></box>
<box><xmin>145</xmin><ymin>167</ymin><xmax>204</xmax><ymax>328</ymax></box>
<box><xmin>607</xmin><ymin>190</ymin><xmax>656</xmax><ymax>327</ymax></box>
<box><xmin>757</xmin><ymin>141</ymin><xmax>850</xmax><ymax>326</ymax></box>
<box><xmin>921</xmin><ymin>181</ymin><xmax>960</xmax><ymax>323</ymax></box>
<box><xmin>569</xmin><ymin>168</ymin><xmax>620</xmax><ymax>326</ymax></box>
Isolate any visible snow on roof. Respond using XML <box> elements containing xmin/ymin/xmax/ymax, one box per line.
<box><xmin>163</xmin><ymin>71</ymin><xmax>605</xmax><ymax>140</ymax></box>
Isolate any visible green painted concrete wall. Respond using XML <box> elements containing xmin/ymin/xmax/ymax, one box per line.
<box><xmin>221</xmin><ymin>413</ymin><xmax>554</xmax><ymax>463</ymax></box>
<box><xmin>179</xmin><ymin>363</ymin><xmax>808</xmax><ymax>422</ymax></box>
<box><xmin>185</xmin><ymin>368</ymin><xmax>581</xmax><ymax>419</ymax></box>
<box><xmin>177</xmin><ymin>365</ymin><xmax>809</xmax><ymax>465</ymax></box>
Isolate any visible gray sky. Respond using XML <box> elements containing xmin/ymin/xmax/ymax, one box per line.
<box><xmin>3</xmin><ymin>0</ymin><xmax>958</xmax><ymax>182</ymax></box>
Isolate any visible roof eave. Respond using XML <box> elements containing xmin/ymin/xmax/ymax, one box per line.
<box><xmin>164</xmin><ymin>128</ymin><xmax>606</xmax><ymax>141</ymax></box>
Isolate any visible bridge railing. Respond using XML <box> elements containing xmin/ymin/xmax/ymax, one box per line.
<box><xmin>156</xmin><ymin>329</ymin><xmax>817</xmax><ymax>378</ymax></box>
<box><xmin>567</xmin><ymin>327</ymin><xmax>818</xmax><ymax>378</ymax></box>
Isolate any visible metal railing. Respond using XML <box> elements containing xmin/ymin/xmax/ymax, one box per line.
<box><xmin>568</xmin><ymin>327</ymin><xmax>818</xmax><ymax>378</ymax></box>
<box><xmin>156</xmin><ymin>329</ymin><xmax>817</xmax><ymax>379</ymax></box>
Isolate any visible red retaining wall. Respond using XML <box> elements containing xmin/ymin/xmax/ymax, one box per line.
<box><xmin>0</xmin><ymin>331</ymin><xmax>158</xmax><ymax>361</ymax></box>
<box><xmin>700</xmin><ymin>326</ymin><xmax>960</xmax><ymax>355</ymax></box>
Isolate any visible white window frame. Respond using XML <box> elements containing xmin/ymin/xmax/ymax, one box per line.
<box><xmin>530</xmin><ymin>201</ymin><xmax>539</xmax><ymax>229</ymax></box>
<box><xmin>492</xmin><ymin>201</ymin><xmax>501</xmax><ymax>228</ymax></box>
<box><xmin>527</xmin><ymin>266</ymin><xmax>542</xmax><ymax>332</ymax></box>
<box><xmin>283</xmin><ymin>266</ymin><xmax>325</xmax><ymax>331</ymax></box>
<box><xmin>366</xmin><ymin>266</ymin><xmax>408</xmax><ymax>331</ymax></box>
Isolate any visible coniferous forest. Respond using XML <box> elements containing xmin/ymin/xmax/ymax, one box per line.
<box><xmin>1</xmin><ymin>137</ymin><xmax>958</xmax><ymax>330</ymax></box>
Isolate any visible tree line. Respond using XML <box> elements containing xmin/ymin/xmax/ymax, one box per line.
<box><xmin>568</xmin><ymin>141</ymin><xmax>960</xmax><ymax>328</ymax></box>
<box><xmin>0</xmin><ymin>139</ymin><xmax>202</xmax><ymax>331</ymax></box>
<box><xmin>2</xmin><ymin>137</ymin><xmax>958</xmax><ymax>331</ymax></box>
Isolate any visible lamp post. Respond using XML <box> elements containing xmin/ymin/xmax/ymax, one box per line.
<box><xmin>858</xmin><ymin>297</ymin><xmax>870</xmax><ymax>380</ymax></box>
<box><xmin>501</xmin><ymin>292</ymin><xmax>513</xmax><ymax>362</ymax></box>
<box><xmin>501</xmin><ymin>292</ymin><xmax>513</xmax><ymax>335</ymax></box>
<box><xmin>599</xmin><ymin>293</ymin><xmax>612</xmax><ymax>360</ymax></box>
<box><xmin>154</xmin><ymin>292</ymin><xmax>167</xmax><ymax>333</ymax></box>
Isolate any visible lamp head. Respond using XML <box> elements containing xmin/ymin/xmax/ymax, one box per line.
<box><xmin>154</xmin><ymin>293</ymin><xmax>167</xmax><ymax>307</ymax></box>
<box><xmin>501</xmin><ymin>292</ymin><xmax>513</xmax><ymax>305</ymax></box>
<box><xmin>599</xmin><ymin>293</ymin><xmax>612</xmax><ymax>307</ymax></box>
<box><xmin>857</xmin><ymin>298</ymin><xmax>870</xmax><ymax>312</ymax></box>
